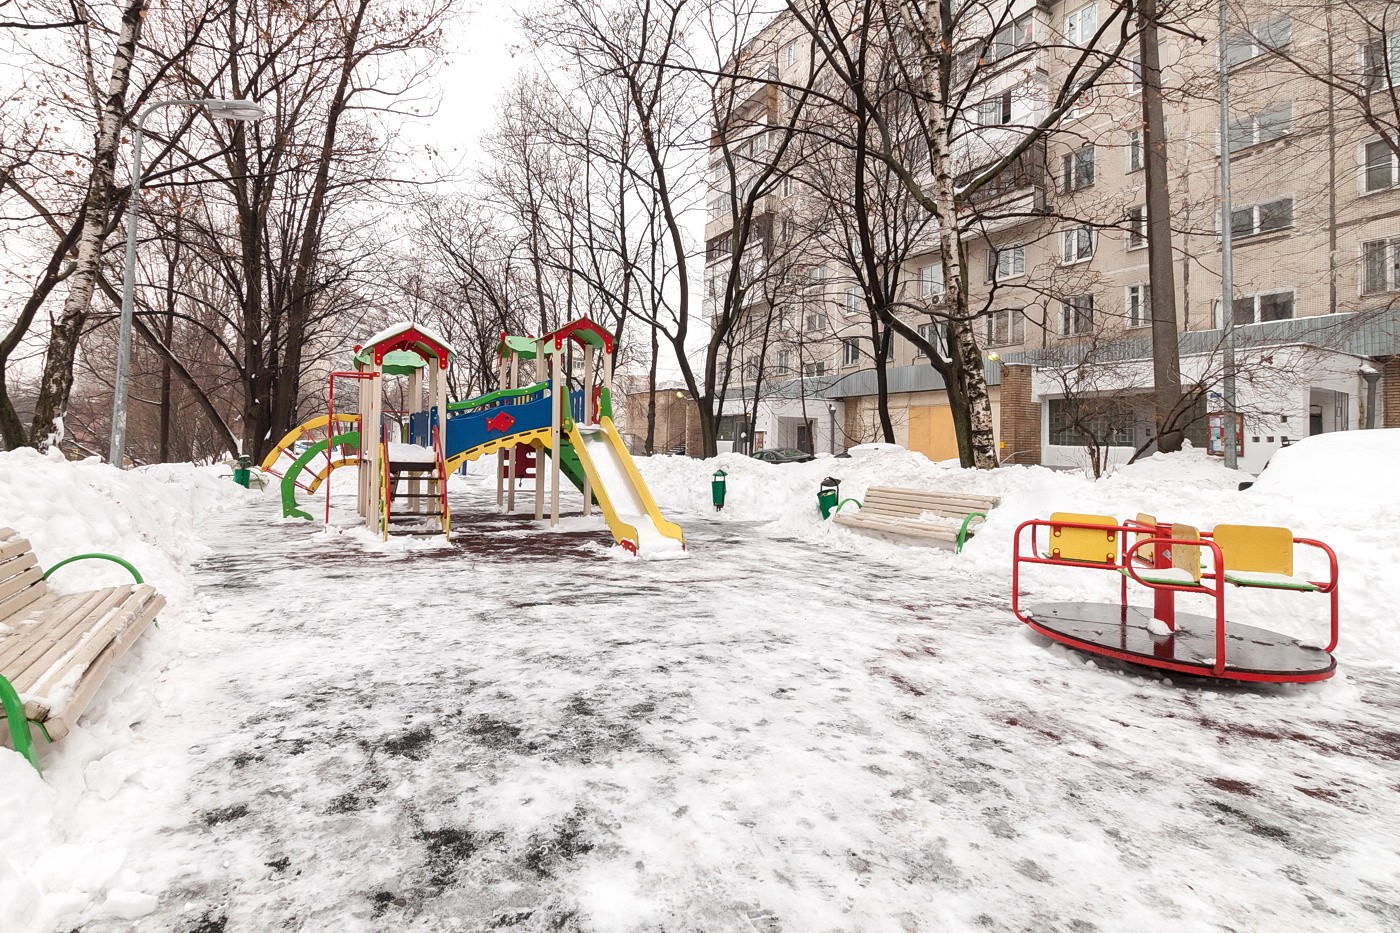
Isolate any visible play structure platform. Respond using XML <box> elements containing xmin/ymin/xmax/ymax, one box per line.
<box><xmin>261</xmin><ymin>318</ymin><xmax>684</xmax><ymax>556</ymax></box>
<box><xmin>1012</xmin><ymin>513</ymin><xmax>1339</xmax><ymax>683</ymax></box>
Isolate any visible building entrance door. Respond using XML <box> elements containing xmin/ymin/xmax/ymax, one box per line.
<box><xmin>908</xmin><ymin>405</ymin><xmax>958</xmax><ymax>460</ymax></box>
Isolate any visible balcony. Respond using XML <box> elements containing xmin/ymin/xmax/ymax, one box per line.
<box><xmin>955</xmin><ymin>139</ymin><xmax>1048</xmax><ymax>232</ymax></box>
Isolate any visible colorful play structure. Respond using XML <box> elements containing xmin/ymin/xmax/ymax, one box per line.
<box><xmin>1012</xmin><ymin>513</ymin><xmax>1339</xmax><ymax>683</ymax></box>
<box><xmin>260</xmin><ymin>317</ymin><xmax>684</xmax><ymax>556</ymax></box>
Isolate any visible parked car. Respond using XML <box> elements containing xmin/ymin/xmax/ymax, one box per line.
<box><xmin>751</xmin><ymin>447</ymin><xmax>815</xmax><ymax>464</ymax></box>
<box><xmin>846</xmin><ymin>442</ymin><xmax>907</xmax><ymax>459</ymax></box>
<box><xmin>1240</xmin><ymin>429</ymin><xmax>1399</xmax><ymax>504</ymax></box>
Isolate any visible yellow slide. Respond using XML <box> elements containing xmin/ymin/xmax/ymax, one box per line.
<box><xmin>566</xmin><ymin>417</ymin><xmax>685</xmax><ymax>556</ymax></box>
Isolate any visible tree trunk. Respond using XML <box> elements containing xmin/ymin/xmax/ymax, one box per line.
<box><xmin>29</xmin><ymin>0</ymin><xmax>148</xmax><ymax>450</ymax></box>
<box><xmin>1139</xmin><ymin>0</ymin><xmax>1184</xmax><ymax>453</ymax></box>
<box><xmin>903</xmin><ymin>0</ymin><xmax>997</xmax><ymax>469</ymax></box>
<box><xmin>269</xmin><ymin>0</ymin><xmax>370</xmax><ymax>453</ymax></box>
<box><xmin>645</xmin><ymin>324</ymin><xmax>658</xmax><ymax>455</ymax></box>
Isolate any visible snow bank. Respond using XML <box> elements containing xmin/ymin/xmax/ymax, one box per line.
<box><xmin>635</xmin><ymin>444</ymin><xmax>1400</xmax><ymax>666</ymax></box>
<box><xmin>0</xmin><ymin>449</ymin><xmax>250</xmax><ymax>933</ymax></box>
<box><xmin>0</xmin><ymin>448</ymin><xmax>250</xmax><ymax>601</ymax></box>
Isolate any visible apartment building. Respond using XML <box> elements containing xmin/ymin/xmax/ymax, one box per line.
<box><xmin>703</xmin><ymin>0</ymin><xmax>1400</xmax><ymax>470</ymax></box>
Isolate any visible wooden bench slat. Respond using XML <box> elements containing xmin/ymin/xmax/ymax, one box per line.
<box><xmin>17</xmin><ymin>588</ymin><xmax>142</xmax><ymax>692</ymax></box>
<box><xmin>0</xmin><ymin>537</ymin><xmax>36</xmax><ymax>565</ymax></box>
<box><xmin>40</xmin><ymin>592</ymin><xmax>163</xmax><ymax>741</ymax></box>
<box><xmin>0</xmin><ymin>588</ymin><xmax>116</xmax><ymax>674</ymax></box>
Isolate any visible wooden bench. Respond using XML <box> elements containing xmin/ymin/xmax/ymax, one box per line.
<box><xmin>833</xmin><ymin>486</ymin><xmax>1000</xmax><ymax>551</ymax></box>
<box><xmin>0</xmin><ymin>528</ymin><xmax>164</xmax><ymax>772</ymax></box>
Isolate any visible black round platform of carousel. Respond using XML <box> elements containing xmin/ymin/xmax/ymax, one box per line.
<box><xmin>1018</xmin><ymin>602</ymin><xmax>1336</xmax><ymax>684</ymax></box>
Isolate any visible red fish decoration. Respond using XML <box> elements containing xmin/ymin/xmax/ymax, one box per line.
<box><xmin>485</xmin><ymin>411</ymin><xmax>516</xmax><ymax>433</ymax></box>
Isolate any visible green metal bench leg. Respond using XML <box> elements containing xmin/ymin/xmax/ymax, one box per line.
<box><xmin>956</xmin><ymin>512</ymin><xmax>988</xmax><ymax>554</ymax></box>
<box><xmin>43</xmin><ymin>552</ymin><xmax>145</xmax><ymax>584</ymax></box>
<box><xmin>0</xmin><ymin>674</ymin><xmax>40</xmax><ymax>773</ymax></box>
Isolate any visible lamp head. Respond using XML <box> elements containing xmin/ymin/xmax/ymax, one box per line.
<box><xmin>205</xmin><ymin>99</ymin><xmax>266</xmax><ymax>121</ymax></box>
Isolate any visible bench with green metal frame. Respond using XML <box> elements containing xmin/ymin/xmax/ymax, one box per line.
<box><xmin>833</xmin><ymin>486</ymin><xmax>1000</xmax><ymax>552</ymax></box>
<box><xmin>0</xmin><ymin>529</ymin><xmax>164</xmax><ymax>773</ymax></box>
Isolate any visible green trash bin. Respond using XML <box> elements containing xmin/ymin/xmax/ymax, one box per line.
<box><xmin>818</xmin><ymin>477</ymin><xmax>840</xmax><ymax>519</ymax></box>
<box><xmin>712</xmin><ymin>469</ymin><xmax>728</xmax><ymax>511</ymax></box>
<box><xmin>232</xmin><ymin>455</ymin><xmax>253</xmax><ymax>488</ymax></box>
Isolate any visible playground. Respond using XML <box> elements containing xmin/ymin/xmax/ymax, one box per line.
<box><xmin>2</xmin><ymin>324</ymin><xmax>1399</xmax><ymax>931</ymax></box>
<box><xmin>2</xmin><ymin>438</ymin><xmax>1399</xmax><ymax>933</ymax></box>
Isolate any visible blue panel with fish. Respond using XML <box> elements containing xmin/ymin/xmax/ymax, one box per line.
<box><xmin>444</xmin><ymin>385</ymin><xmax>555</xmax><ymax>459</ymax></box>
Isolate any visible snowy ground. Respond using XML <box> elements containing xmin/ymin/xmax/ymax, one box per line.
<box><xmin>3</xmin><ymin>447</ymin><xmax>1400</xmax><ymax>932</ymax></box>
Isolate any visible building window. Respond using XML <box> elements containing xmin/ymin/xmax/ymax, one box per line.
<box><xmin>1064</xmin><ymin>3</ymin><xmax>1097</xmax><ymax>46</ymax></box>
<box><xmin>1062</xmin><ymin>226</ymin><xmax>1094</xmax><ymax>263</ymax></box>
<box><xmin>1065</xmin><ymin>79</ymin><xmax>1098</xmax><ymax>119</ymax></box>
<box><xmin>1126</xmin><ymin>205</ymin><xmax>1147</xmax><ymax>250</ymax></box>
<box><xmin>1126</xmin><ymin>51</ymin><xmax>1143</xmax><ymax>94</ymax></box>
<box><xmin>1226</xmin><ymin>15</ymin><xmax>1291</xmax><ymax>67</ymax></box>
<box><xmin>841</xmin><ymin>338</ymin><xmax>861</xmax><ymax>366</ymax></box>
<box><xmin>1127</xmin><ymin>129</ymin><xmax>1144</xmax><ymax>171</ymax></box>
<box><xmin>1231</xmin><ymin>197</ymin><xmax>1294</xmax><ymax>238</ymax></box>
<box><xmin>1227</xmin><ymin>104</ymin><xmax>1292</xmax><ymax>152</ymax></box>
<box><xmin>919</xmin><ymin>262</ymin><xmax>945</xmax><ymax>297</ymax></box>
<box><xmin>990</xmin><ymin>12</ymin><xmax>1033</xmax><ymax>63</ymax></box>
<box><xmin>1062</xmin><ymin>146</ymin><xmax>1096</xmax><ymax>192</ymax></box>
<box><xmin>844</xmin><ymin>288</ymin><xmax>863</xmax><ymax>315</ymax></box>
<box><xmin>1363</xmin><ymin>238</ymin><xmax>1400</xmax><ymax>294</ymax></box>
<box><xmin>915</xmin><ymin>322</ymin><xmax>946</xmax><ymax>359</ymax></box>
<box><xmin>1126</xmin><ymin>284</ymin><xmax>1150</xmax><ymax>328</ymax></box>
<box><xmin>985</xmin><ymin>308</ymin><xmax>1025</xmax><ymax>347</ymax></box>
<box><xmin>806</xmin><ymin>265</ymin><xmax>827</xmax><ymax>286</ymax></box>
<box><xmin>776</xmin><ymin>349</ymin><xmax>791</xmax><ymax>374</ymax></box>
<box><xmin>781</xmin><ymin>175</ymin><xmax>794</xmax><ymax>197</ymax></box>
<box><xmin>1061</xmin><ymin>296</ymin><xmax>1094</xmax><ymax>335</ymax></box>
<box><xmin>806</xmin><ymin>311</ymin><xmax>828</xmax><ymax>332</ymax></box>
<box><xmin>803</xmin><ymin>360</ymin><xmax>827</xmax><ymax>377</ymax></box>
<box><xmin>988</xmin><ymin>244</ymin><xmax>1026</xmax><ymax>281</ymax></box>
<box><xmin>975</xmin><ymin>90</ymin><xmax>1013</xmax><ymax>127</ymax></box>
<box><xmin>1363</xmin><ymin>140</ymin><xmax>1398</xmax><ymax>193</ymax></box>
<box><xmin>1363</xmin><ymin>32</ymin><xmax>1400</xmax><ymax>91</ymax></box>
<box><xmin>784</xmin><ymin>40</ymin><xmax>799</xmax><ymax>67</ymax></box>
<box><xmin>1230</xmin><ymin>290</ymin><xmax>1295</xmax><ymax>325</ymax></box>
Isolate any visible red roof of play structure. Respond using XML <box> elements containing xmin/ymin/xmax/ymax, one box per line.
<box><xmin>540</xmin><ymin>316</ymin><xmax>614</xmax><ymax>354</ymax></box>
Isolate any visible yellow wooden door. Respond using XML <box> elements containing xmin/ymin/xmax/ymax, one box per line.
<box><xmin>908</xmin><ymin>405</ymin><xmax>958</xmax><ymax>460</ymax></box>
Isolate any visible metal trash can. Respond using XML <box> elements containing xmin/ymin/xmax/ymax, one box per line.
<box><xmin>232</xmin><ymin>455</ymin><xmax>253</xmax><ymax>488</ymax></box>
<box><xmin>818</xmin><ymin>476</ymin><xmax>841</xmax><ymax>519</ymax></box>
<box><xmin>712</xmin><ymin>469</ymin><xmax>728</xmax><ymax>511</ymax></box>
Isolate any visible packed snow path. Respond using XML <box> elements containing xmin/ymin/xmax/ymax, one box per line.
<box><xmin>79</xmin><ymin>489</ymin><xmax>1400</xmax><ymax>932</ymax></box>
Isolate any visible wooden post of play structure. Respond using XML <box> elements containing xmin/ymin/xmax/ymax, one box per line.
<box><xmin>360</xmin><ymin>360</ymin><xmax>384</xmax><ymax>536</ymax></box>
<box><xmin>534</xmin><ymin>344</ymin><xmax>546</xmax><ymax>522</ymax></box>
<box><xmin>495</xmin><ymin>341</ymin><xmax>507</xmax><ymax>509</ymax></box>
<box><xmin>581</xmin><ymin>343</ymin><xmax>596</xmax><ymax>517</ymax></box>
<box><xmin>407</xmin><ymin>366</ymin><xmax>423</xmax><ymax>513</ymax></box>
<box><xmin>549</xmin><ymin>339</ymin><xmax>561</xmax><ymax>527</ymax></box>
<box><xmin>506</xmin><ymin>352</ymin><xmax>519</xmax><ymax>513</ymax></box>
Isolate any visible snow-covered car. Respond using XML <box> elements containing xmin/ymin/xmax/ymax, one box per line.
<box><xmin>750</xmin><ymin>447</ymin><xmax>815</xmax><ymax>464</ymax></box>
<box><xmin>846</xmin><ymin>442</ymin><xmax>906</xmax><ymax>459</ymax></box>
<box><xmin>1242</xmin><ymin>429</ymin><xmax>1400</xmax><ymax>505</ymax></box>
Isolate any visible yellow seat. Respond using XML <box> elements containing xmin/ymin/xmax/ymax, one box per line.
<box><xmin>1212</xmin><ymin>524</ymin><xmax>1317</xmax><ymax>591</ymax></box>
<box><xmin>1134</xmin><ymin>513</ymin><xmax>1158</xmax><ymax>563</ymax></box>
<box><xmin>1046</xmin><ymin>512</ymin><xmax>1119</xmax><ymax>564</ymax></box>
<box><xmin>1127</xmin><ymin>523</ymin><xmax>1203</xmax><ymax>586</ymax></box>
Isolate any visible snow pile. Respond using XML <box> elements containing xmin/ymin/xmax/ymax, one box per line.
<box><xmin>0</xmin><ymin>449</ymin><xmax>250</xmax><ymax>933</ymax></box>
<box><xmin>1248</xmin><ymin>428</ymin><xmax>1400</xmax><ymax>507</ymax></box>
<box><xmin>634</xmin><ymin>444</ymin><xmax>1400</xmax><ymax>666</ymax></box>
<box><xmin>0</xmin><ymin>448</ymin><xmax>250</xmax><ymax>600</ymax></box>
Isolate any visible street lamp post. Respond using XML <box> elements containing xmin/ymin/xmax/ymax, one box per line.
<box><xmin>1218</xmin><ymin>3</ymin><xmax>1239</xmax><ymax>469</ymax></box>
<box><xmin>109</xmin><ymin>98</ymin><xmax>266</xmax><ymax>466</ymax></box>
